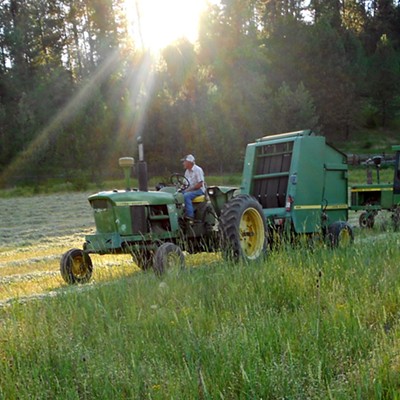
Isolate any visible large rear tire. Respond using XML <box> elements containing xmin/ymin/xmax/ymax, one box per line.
<box><xmin>60</xmin><ymin>248</ymin><xmax>93</xmax><ymax>284</ymax></box>
<box><xmin>219</xmin><ymin>194</ymin><xmax>267</xmax><ymax>262</ymax></box>
<box><xmin>153</xmin><ymin>242</ymin><xmax>185</xmax><ymax>276</ymax></box>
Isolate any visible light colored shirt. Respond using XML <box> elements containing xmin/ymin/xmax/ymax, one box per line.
<box><xmin>184</xmin><ymin>164</ymin><xmax>205</xmax><ymax>193</ymax></box>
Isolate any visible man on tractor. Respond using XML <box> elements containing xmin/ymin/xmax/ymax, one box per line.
<box><xmin>181</xmin><ymin>154</ymin><xmax>205</xmax><ymax>221</ymax></box>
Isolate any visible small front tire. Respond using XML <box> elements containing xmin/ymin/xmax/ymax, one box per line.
<box><xmin>60</xmin><ymin>248</ymin><xmax>93</xmax><ymax>284</ymax></box>
<box><xmin>153</xmin><ymin>243</ymin><xmax>185</xmax><ymax>276</ymax></box>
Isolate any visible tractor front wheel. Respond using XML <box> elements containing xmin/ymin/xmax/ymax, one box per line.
<box><xmin>153</xmin><ymin>243</ymin><xmax>185</xmax><ymax>276</ymax></box>
<box><xmin>219</xmin><ymin>194</ymin><xmax>267</xmax><ymax>262</ymax></box>
<box><xmin>60</xmin><ymin>248</ymin><xmax>93</xmax><ymax>284</ymax></box>
<box><xmin>327</xmin><ymin>222</ymin><xmax>354</xmax><ymax>248</ymax></box>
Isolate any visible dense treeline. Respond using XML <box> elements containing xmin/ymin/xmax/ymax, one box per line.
<box><xmin>0</xmin><ymin>0</ymin><xmax>400</xmax><ymax>186</ymax></box>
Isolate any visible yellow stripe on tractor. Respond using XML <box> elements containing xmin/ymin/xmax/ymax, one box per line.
<box><xmin>294</xmin><ymin>204</ymin><xmax>348</xmax><ymax>210</ymax></box>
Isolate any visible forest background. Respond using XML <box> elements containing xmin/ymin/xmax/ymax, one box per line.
<box><xmin>0</xmin><ymin>0</ymin><xmax>399</xmax><ymax>188</ymax></box>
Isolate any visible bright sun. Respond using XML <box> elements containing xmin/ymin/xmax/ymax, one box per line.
<box><xmin>125</xmin><ymin>0</ymin><xmax>210</xmax><ymax>53</ymax></box>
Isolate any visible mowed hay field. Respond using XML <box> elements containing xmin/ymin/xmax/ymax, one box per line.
<box><xmin>1</xmin><ymin>192</ymin><xmax>400</xmax><ymax>398</ymax></box>
<box><xmin>0</xmin><ymin>192</ymin><xmax>219</xmax><ymax>304</ymax></box>
<box><xmin>0</xmin><ymin>192</ymin><xmax>144</xmax><ymax>305</ymax></box>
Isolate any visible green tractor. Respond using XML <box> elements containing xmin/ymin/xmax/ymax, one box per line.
<box><xmin>60</xmin><ymin>130</ymin><xmax>353</xmax><ymax>284</ymax></box>
<box><xmin>350</xmin><ymin>145</ymin><xmax>400</xmax><ymax>229</ymax></box>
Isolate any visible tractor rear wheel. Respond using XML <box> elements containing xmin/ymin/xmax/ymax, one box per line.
<box><xmin>60</xmin><ymin>248</ymin><xmax>93</xmax><ymax>284</ymax></box>
<box><xmin>359</xmin><ymin>212</ymin><xmax>375</xmax><ymax>229</ymax></box>
<box><xmin>153</xmin><ymin>242</ymin><xmax>185</xmax><ymax>276</ymax></box>
<box><xmin>326</xmin><ymin>222</ymin><xmax>354</xmax><ymax>248</ymax></box>
<box><xmin>219</xmin><ymin>194</ymin><xmax>267</xmax><ymax>262</ymax></box>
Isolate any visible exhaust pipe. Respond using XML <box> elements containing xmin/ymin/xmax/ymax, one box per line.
<box><xmin>137</xmin><ymin>136</ymin><xmax>148</xmax><ymax>192</ymax></box>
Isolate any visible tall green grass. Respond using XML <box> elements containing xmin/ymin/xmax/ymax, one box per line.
<box><xmin>1</xmin><ymin>234</ymin><xmax>400</xmax><ymax>399</ymax></box>
<box><xmin>349</xmin><ymin>165</ymin><xmax>395</xmax><ymax>186</ymax></box>
<box><xmin>333</xmin><ymin>128</ymin><xmax>399</xmax><ymax>154</ymax></box>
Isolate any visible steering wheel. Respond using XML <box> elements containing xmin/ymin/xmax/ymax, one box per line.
<box><xmin>170</xmin><ymin>173</ymin><xmax>190</xmax><ymax>191</ymax></box>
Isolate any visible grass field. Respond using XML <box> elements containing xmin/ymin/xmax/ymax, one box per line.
<box><xmin>1</xmin><ymin>188</ymin><xmax>400</xmax><ymax>398</ymax></box>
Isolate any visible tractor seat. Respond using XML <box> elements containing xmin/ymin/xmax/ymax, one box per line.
<box><xmin>193</xmin><ymin>195</ymin><xmax>206</xmax><ymax>203</ymax></box>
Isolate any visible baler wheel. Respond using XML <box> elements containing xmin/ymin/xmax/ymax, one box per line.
<box><xmin>219</xmin><ymin>194</ymin><xmax>267</xmax><ymax>262</ymax></box>
<box><xmin>153</xmin><ymin>242</ymin><xmax>185</xmax><ymax>276</ymax></box>
<box><xmin>359</xmin><ymin>212</ymin><xmax>375</xmax><ymax>229</ymax></box>
<box><xmin>327</xmin><ymin>222</ymin><xmax>354</xmax><ymax>248</ymax></box>
<box><xmin>60</xmin><ymin>248</ymin><xmax>93</xmax><ymax>284</ymax></box>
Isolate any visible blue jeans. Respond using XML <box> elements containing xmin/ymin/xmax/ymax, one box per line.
<box><xmin>183</xmin><ymin>189</ymin><xmax>204</xmax><ymax>218</ymax></box>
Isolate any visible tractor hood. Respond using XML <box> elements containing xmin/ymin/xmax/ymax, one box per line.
<box><xmin>88</xmin><ymin>190</ymin><xmax>178</xmax><ymax>206</ymax></box>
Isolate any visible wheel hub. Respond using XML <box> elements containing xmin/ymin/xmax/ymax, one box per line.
<box><xmin>239</xmin><ymin>208</ymin><xmax>265</xmax><ymax>259</ymax></box>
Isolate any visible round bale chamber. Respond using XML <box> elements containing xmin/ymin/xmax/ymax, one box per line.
<box><xmin>240</xmin><ymin>130</ymin><xmax>348</xmax><ymax>235</ymax></box>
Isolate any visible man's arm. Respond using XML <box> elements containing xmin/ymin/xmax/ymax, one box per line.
<box><xmin>188</xmin><ymin>181</ymin><xmax>203</xmax><ymax>191</ymax></box>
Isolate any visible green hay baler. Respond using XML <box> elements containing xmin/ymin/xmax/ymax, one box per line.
<box><xmin>241</xmin><ymin>130</ymin><xmax>351</xmax><ymax>246</ymax></box>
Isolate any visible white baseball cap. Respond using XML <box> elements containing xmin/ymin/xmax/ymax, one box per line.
<box><xmin>181</xmin><ymin>154</ymin><xmax>195</xmax><ymax>163</ymax></box>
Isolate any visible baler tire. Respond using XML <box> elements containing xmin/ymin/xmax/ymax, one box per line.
<box><xmin>153</xmin><ymin>242</ymin><xmax>185</xmax><ymax>276</ymax></box>
<box><xmin>60</xmin><ymin>248</ymin><xmax>93</xmax><ymax>285</ymax></box>
<box><xmin>219</xmin><ymin>194</ymin><xmax>267</xmax><ymax>262</ymax></box>
<box><xmin>327</xmin><ymin>222</ymin><xmax>354</xmax><ymax>248</ymax></box>
<box><xmin>359</xmin><ymin>212</ymin><xmax>374</xmax><ymax>229</ymax></box>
